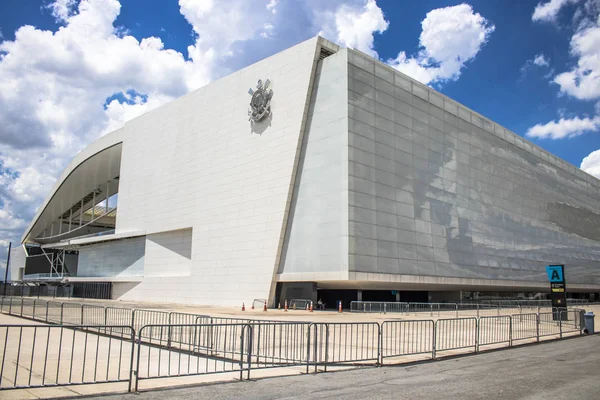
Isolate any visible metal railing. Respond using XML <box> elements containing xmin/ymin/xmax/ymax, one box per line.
<box><xmin>380</xmin><ymin>320</ymin><xmax>434</xmax><ymax>364</ymax></box>
<box><xmin>308</xmin><ymin>322</ymin><xmax>380</xmax><ymax>372</ymax></box>
<box><xmin>0</xmin><ymin>324</ymin><xmax>135</xmax><ymax>391</ymax></box>
<box><xmin>350</xmin><ymin>300</ymin><xmax>593</xmax><ymax>316</ymax></box>
<box><xmin>0</xmin><ymin>297</ymin><xmax>588</xmax><ymax>392</ymax></box>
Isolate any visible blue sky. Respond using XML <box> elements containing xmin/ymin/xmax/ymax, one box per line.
<box><xmin>1</xmin><ymin>0</ymin><xmax>600</xmax><ymax>273</ymax></box>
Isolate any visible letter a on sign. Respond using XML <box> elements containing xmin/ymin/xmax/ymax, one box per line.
<box><xmin>546</xmin><ymin>265</ymin><xmax>564</xmax><ymax>283</ymax></box>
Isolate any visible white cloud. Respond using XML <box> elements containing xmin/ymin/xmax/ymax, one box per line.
<box><xmin>553</xmin><ymin>26</ymin><xmax>600</xmax><ymax>100</ymax></box>
<box><xmin>266</xmin><ymin>0</ymin><xmax>278</xmax><ymax>14</ymax></box>
<box><xmin>581</xmin><ymin>148</ymin><xmax>600</xmax><ymax>177</ymax></box>
<box><xmin>532</xmin><ymin>0</ymin><xmax>581</xmax><ymax>22</ymax></box>
<box><xmin>533</xmin><ymin>53</ymin><xmax>550</xmax><ymax>67</ymax></box>
<box><xmin>387</xmin><ymin>4</ymin><xmax>495</xmax><ymax>85</ymax></box>
<box><xmin>327</xmin><ymin>0</ymin><xmax>389</xmax><ymax>57</ymax></box>
<box><xmin>260</xmin><ymin>23</ymin><xmax>275</xmax><ymax>39</ymax></box>
<box><xmin>520</xmin><ymin>53</ymin><xmax>551</xmax><ymax>78</ymax></box>
<box><xmin>526</xmin><ymin>115</ymin><xmax>600</xmax><ymax>139</ymax></box>
<box><xmin>47</xmin><ymin>0</ymin><xmax>79</xmax><ymax>23</ymax></box>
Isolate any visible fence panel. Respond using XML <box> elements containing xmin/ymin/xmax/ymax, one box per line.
<box><xmin>538</xmin><ymin>312</ymin><xmax>561</xmax><ymax>338</ymax></box>
<box><xmin>247</xmin><ymin>322</ymin><xmax>310</xmax><ymax>372</ymax></box>
<box><xmin>132</xmin><ymin>310</ymin><xmax>170</xmax><ymax>340</ymax></box>
<box><xmin>309</xmin><ymin>322</ymin><xmax>379</xmax><ymax>371</ymax></box>
<box><xmin>105</xmin><ymin>307</ymin><xmax>133</xmax><ymax>327</ymax></box>
<box><xmin>82</xmin><ymin>305</ymin><xmax>106</xmax><ymax>326</ymax></box>
<box><xmin>510</xmin><ymin>313</ymin><xmax>538</xmax><ymax>342</ymax></box>
<box><xmin>20</xmin><ymin>298</ymin><xmax>35</xmax><ymax>318</ymax></box>
<box><xmin>45</xmin><ymin>301</ymin><xmax>63</xmax><ymax>324</ymax></box>
<box><xmin>0</xmin><ymin>324</ymin><xmax>135</xmax><ymax>391</ymax></box>
<box><xmin>32</xmin><ymin>299</ymin><xmax>48</xmax><ymax>321</ymax></box>
<box><xmin>434</xmin><ymin>318</ymin><xmax>477</xmax><ymax>357</ymax></box>
<box><xmin>477</xmin><ymin>316</ymin><xmax>511</xmax><ymax>349</ymax></box>
<box><xmin>167</xmin><ymin>313</ymin><xmax>209</xmax><ymax>347</ymax></box>
<box><xmin>380</xmin><ymin>320</ymin><xmax>434</xmax><ymax>363</ymax></box>
<box><xmin>0</xmin><ymin>297</ymin><xmax>12</xmax><ymax>315</ymax></box>
<box><xmin>61</xmin><ymin>303</ymin><xmax>83</xmax><ymax>325</ymax></box>
<box><xmin>134</xmin><ymin>323</ymin><xmax>249</xmax><ymax>390</ymax></box>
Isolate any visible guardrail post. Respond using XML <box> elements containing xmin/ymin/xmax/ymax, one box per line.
<box><xmin>475</xmin><ymin>319</ymin><xmax>479</xmax><ymax>353</ymax></box>
<box><xmin>245</xmin><ymin>324</ymin><xmax>252</xmax><ymax>380</ymax></box>
<box><xmin>167</xmin><ymin>312</ymin><xmax>173</xmax><ymax>347</ymax></box>
<box><xmin>509</xmin><ymin>316</ymin><xmax>513</xmax><ymax>347</ymax></box>
<box><xmin>32</xmin><ymin>299</ymin><xmax>36</xmax><ymax>320</ymax></box>
<box><xmin>536</xmin><ymin>313</ymin><xmax>540</xmax><ymax>342</ymax></box>
<box><xmin>131</xmin><ymin>309</ymin><xmax>137</xmax><ymax>334</ymax></box>
<box><xmin>80</xmin><ymin>304</ymin><xmax>84</xmax><ymax>325</ymax></box>
<box><xmin>559</xmin><ymin>312</ymin><xmax>563</xmax><ymax>339</ymax></box>
<box><xmin>432</xmin><ymin>321</ymin><xmax>437</xmax><ymax>359</ymax></box>
<box><xmin>455</xmin><ymin>304</ymin><xmax>458</xmax><ymax>318</ymax></box>
<box><xmin>20</xmin><ymin>297</ymin><xmax>24</xmax><ymax>316</ymax></box>
<box><xmin>429</xmin><ymin>303</ymin><xmax>433</xmax><ymax>317</ymax></box>
<box><xmin>383</xmin><ymin>303</ymin><xmax>386</xmax><ymax>315</ymax></box>
<box><xmin>306</xmin><ymin>324</ymin><xmax>312</xmax><ymax>374</ymax></box>
<box><xmin>255</xmin><ymin>324</ymin><xmax>261</xmax><ymax>366</ymax></box>
<box><xmin>377</xmin><ymin>323</ymin><xmax>381</xmax><ymax>366</ymax></box>
<box><xmin>477</xmin><ymin>303</ymin><xmax>479</xmax><ymax>318</ymax></box>
<box><xmin>324</xmin><ymin>324</ymin><xmax>329</xmax><ymax>373</ymax></box>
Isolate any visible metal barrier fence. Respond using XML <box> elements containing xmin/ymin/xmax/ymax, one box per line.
<box><xmin>0</xmin><ymin>324</ymin><xmax>135</xmax><ymax>390</ymax></box>
<box><xmin>380</xmin><ymin>320</ymin><xmax>434</xmax><ymax>364</ymax></box>
<box><xmin>434</xmin><ymin>318</ymin><xmax>478</xmax><ymax>357</ymax></box>
<box><xmin>350</xmin><ymin>301</ymin><xmax>592</xmax><ymax>315</ymax></box>
<box><xmin>0</xmin><ymin>297</ymin><xmax>588</xmax><ymax>392</ymax></box>
<box><xmin>308</xmin><ymin>322</ymin><xmax>380</xmax><ymax>372</ymax></box>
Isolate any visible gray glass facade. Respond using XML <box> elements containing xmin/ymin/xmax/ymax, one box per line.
<box><xmin>347</xmin><ymin>49</ymin><xmax>600</xmax><ymax>287</ymax></box>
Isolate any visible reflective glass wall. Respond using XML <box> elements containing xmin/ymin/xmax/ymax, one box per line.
<box><xmin>347</xmin><ymin>49</ymin><xmax>600</xmax><ymax>286</ymax></box>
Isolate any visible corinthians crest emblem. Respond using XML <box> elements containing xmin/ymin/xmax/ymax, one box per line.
<box><xmin>248</xmin><ymin>79</ymin><xmax>273</xmax><ymax>122</ymax></box>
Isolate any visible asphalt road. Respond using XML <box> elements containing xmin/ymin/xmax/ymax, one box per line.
<box><xmin>87</xmin><ymin>335</ymin><xmax>600</xmax><ymax>400</ymax></box>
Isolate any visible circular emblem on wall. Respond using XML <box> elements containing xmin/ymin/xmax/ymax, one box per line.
<box><xmin>248</xmin><ymin>79</ymin><xmax>273</xmax><ymax>123</ymax></box>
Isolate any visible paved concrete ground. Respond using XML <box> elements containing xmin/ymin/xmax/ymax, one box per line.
<box><xmin>86</xmin><ymin>335</ymin><xmax>600</xmax><ymax>400</ymax></box>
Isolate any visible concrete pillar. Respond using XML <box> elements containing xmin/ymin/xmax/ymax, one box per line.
<box><xmin>357</xmin><ymin>290</ymin><xmax>362</xmax><ymax>301</ymax></box>
<box><xmin>396</xmin><ymin>292</ymin><xmax>400</xmax><ymax>302</ymax></box>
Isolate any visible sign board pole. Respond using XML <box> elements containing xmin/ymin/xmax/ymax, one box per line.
<box><xmin>546</xmin><ymin>264</ymin><xmax>567</xmax><ymax>321</ymax></box>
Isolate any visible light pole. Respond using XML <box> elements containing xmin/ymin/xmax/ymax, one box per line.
<box><xmin>3</xmin><ymin>242</ymin><xmax>10</xmax><ymax>296</ymax></box>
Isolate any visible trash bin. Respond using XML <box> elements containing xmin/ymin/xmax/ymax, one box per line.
<box><xmin>584</xmin><ymin>312</ymin><xmax>595</xmax><ymax>334</ymax></box>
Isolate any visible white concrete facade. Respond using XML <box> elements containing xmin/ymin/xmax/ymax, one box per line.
<box><xmin>19</xmin><ymin>36</ymin><xmax>600</xmax><ymax>306</ymax></box>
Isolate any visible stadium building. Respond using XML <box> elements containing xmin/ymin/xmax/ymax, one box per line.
<box><xmin>12</xmin><ymin>36</ymin><xmax>600</xmax><ymax>306</ymax></box>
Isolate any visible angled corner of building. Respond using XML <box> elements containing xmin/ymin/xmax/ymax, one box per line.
<box><xmin>19</xmin><ymin>36</ymin><xmax>600</xmax><ymax>306</ymax></box>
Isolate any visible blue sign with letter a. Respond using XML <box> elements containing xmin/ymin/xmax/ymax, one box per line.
<box><xmin>546</xmin><ymin>265</ymin><xmax>564</xmax><ymax>282</ymax></box>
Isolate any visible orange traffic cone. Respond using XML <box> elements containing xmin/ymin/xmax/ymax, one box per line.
<box><xmin>263</xmin><ymin>301</ymin><xmax>267</xmax><ymax>311</ymax></box>
<box><xmin>338</xmin><ymin>301</ymin><xmax>342</xmax><ymax>313</ymax></box>
<box><xmin>278</xmin><ymin>302</ymin><xmax>281</xmax><ymax>310</ymax></box>
<box><xmin>251</xmin><ymin>302</ymin><xmax>255</xmax><ymax>310</ymax></box>
<box><xmin>284</xmin><ymin>299</ymin><xmax>288</xmax><ymax>312</ymax></box>
<box><xmin>309</xmin><ymin>301</ymin><xmax>314</xmax><ymax>312</ymax></box>
<box><xmin>306</xmin><ymin>303</ymin><xmax>309</xmax><ymax>311</ymax></box>
<box><xmin>242</xmin><ymin>302</ymin><xmax>246</xmax><ymax>311</ymax></box>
